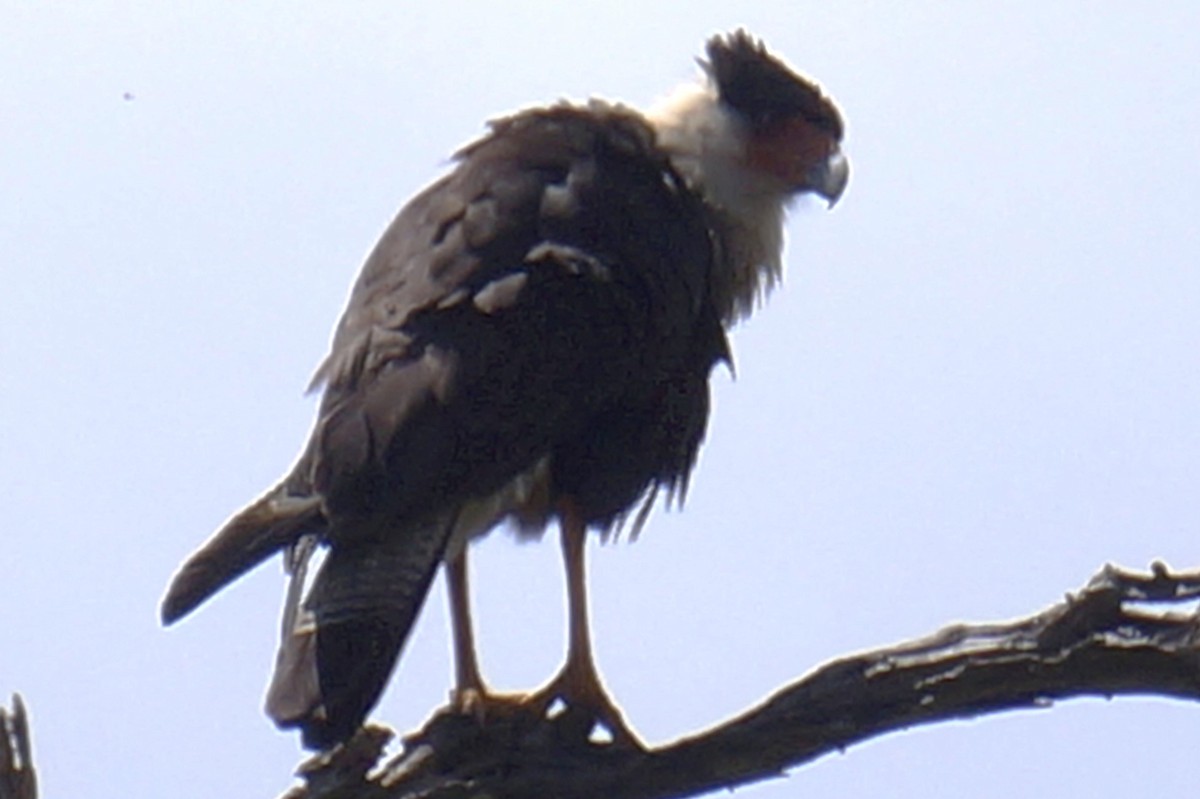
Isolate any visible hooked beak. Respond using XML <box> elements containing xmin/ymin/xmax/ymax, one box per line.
<box><xmin>808</xmin><ymin>148</ymin><xmax>849</xmax><ymax>207</ymax></box>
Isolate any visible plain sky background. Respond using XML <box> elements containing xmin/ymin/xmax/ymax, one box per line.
<box><xmin>3</xmin><ymin>3</ymin><xmax>1199</xmax><ymax>797</ymax></box>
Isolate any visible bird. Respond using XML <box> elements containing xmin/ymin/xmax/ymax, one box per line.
<box><xmin>161</xmin><ymin>30</ymin><xmax>847</xmax><ymax>751</ymax></box>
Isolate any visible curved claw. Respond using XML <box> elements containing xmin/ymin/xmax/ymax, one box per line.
<box><xmin>522</xmin><ymin>664</ymin><xmax>644</xmax><ymax>750</ymax></box>
<box><xmin>448</xmin><ymin>673</ymin><xmax>643</xmax><ymax>750</ymax></box>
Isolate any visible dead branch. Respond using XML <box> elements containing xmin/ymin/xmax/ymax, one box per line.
<box><xmin>284</xmin><ymin>562</ymin><xmax>1200</xmax><ymax>799</ymax></box>
<box><xmin>0</xmin><ymin>695</ymin><xmax>37</xmax><ymax>799</ymax></box>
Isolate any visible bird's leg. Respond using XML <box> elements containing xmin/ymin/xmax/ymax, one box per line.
<box><xmin>446</xmin><ymin>547</ymin><xmax>538</xmax><ymax>723</ymax></box>
<box><xmin>524</xmin><ymin>502</ymin><xmax>643</xmax><ymax>748</ymax></box>
<box><xmin>443</xmin><ymin>508</ymin><xmax>641</xmax><ymax>748</ymax></box>
<box><xmin>446</xmin><ymin>546</ymin><xmax>490</xmax><ymax>716</ymax></box>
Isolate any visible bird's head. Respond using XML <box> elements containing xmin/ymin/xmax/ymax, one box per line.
<box><xmin>649</xmin><ymin>31</ymin><xmax>848</xmax><ymax>210</ymax></box>
<box><xmin>706</xmin><ymin>31</ymin><xmax>847</xmax><ymax>205</ymax></box>
<box><xmin>648</xmin><ymin>30</ymin><xmax>848</xmax><ymax>320</ymax></box>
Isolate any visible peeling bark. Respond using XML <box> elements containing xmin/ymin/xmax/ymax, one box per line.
<box><xmin>6</xmin><ymin>563</ymin><xmax>1199</xmax><ymax>799</ymax></box>
<box><xmin>284</xmin><ymin>563</ymin><xmax>1200</xmax><ymax>799</ymax></box>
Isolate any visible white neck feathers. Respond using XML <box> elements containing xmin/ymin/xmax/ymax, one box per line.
<box><xmin>647</xmin><ymin>84</ymin><xmax>788</xmax><ymax>323</ymax></box>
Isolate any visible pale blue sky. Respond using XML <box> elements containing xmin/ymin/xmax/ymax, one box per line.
<box><xmin>3</xmin><ymin>3</ymin><xmax>1198</xmax><ymax>797</ymax></box>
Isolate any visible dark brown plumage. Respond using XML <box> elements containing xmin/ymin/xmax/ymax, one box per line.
<box><xmin>162</xmin><ymin>31</ymin><xmax>846</xmax><ymax>750</ymax></box>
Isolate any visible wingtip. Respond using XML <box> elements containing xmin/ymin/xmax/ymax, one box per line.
<box><xmin>159</xmin><ymin>571</ymin><xmax>202</xmax><ymax>626</ymax></box>
<box><xmin>158</xmin><ymin>489</ymin><xmax>326</xmax><ymax>627</ymax></box>
<box><xmin>159</xmin><ymin>601</ymin><xmax>179</xmax><ymax>627</ymax></box>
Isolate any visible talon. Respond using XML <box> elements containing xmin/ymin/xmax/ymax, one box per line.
<box><xmin>443</xmin><ymin>506</ymin><xmax>645</xmax><ymax>750</ymax></box>
<box><xmin>522</xmin><ymin>664</ymin><xmax>644</xmax><ymax>749</ymax></box>
<box><xmin>449</xmin><ymin>686</ymin><xmax>486</xmax><ymax>724</ymax></box>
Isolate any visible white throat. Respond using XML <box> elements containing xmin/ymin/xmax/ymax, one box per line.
<box><xmin>647</xmin><ymin>84</ymin><xmax>789</xmax><ymax>323</ymax></box>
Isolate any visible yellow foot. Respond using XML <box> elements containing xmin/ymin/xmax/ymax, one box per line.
<box><xmin>449</xmin><ymin>673</ymin><xmax>643</xmax><ymax>750</ymax></box>
<box><xmin>449</xmin><ymin>685</ymin><xmax>532</xmax><ymax>724</ymax></box>
<box><xmin>521</xmin><ymin>666</ymin><xmax>644</xmax><ymax>750</ymax></box>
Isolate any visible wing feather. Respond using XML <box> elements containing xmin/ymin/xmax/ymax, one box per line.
<box><xmin>166</xmin><ymin>102</ymin><xmax>730</xmax><ymax>746</ymax></box>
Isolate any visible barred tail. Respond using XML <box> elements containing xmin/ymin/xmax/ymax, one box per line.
<box><xmin>264</xmin><ymin>514</ymin><xmax>453</xmax><ymax>749</ymax></box>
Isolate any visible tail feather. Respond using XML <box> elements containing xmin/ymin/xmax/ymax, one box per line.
<box><xmin>161</xmin><ymin>486</ymin><xmax>325</xmax><ymax>625</ymax></box>
<box><xmin>262</xmin><ymin>535</ymin><xmax>321</xmax><ymax>726</ymax></box>
<box><xmin>264</xmin><ymin>515</ymin><xmax>454</xmax><ymax>749</ymax></box>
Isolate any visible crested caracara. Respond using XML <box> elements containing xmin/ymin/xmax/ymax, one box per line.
<box><xmin>162</xmin><ymin>30</ymin><xmax>847</xmax><ymax>750</ymax></box>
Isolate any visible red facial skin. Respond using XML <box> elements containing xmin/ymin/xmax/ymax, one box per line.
<box><xmin>746</xmin><ymin>115</ymin><xmax>840</xmax><ymax>191</ymax></box>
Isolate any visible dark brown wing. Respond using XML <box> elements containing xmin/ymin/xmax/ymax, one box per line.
<box><xmin>307</xmin><ymin>103</ymin><xmax>723</xmax><ymax>533</ymax></box>
<box><xmin>163</xmin><ymin>102</ymin><xmax>729</xmax><ymax>747</ymax></box>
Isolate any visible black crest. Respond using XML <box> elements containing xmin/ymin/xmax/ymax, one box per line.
<box><xmin>705</xmin><ymin>30</ymin><xmax>843</xmax><ymax>138</ymax></box>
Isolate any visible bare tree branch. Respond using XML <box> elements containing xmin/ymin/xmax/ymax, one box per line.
<box><xmin>0</xmin><ymin>695</ymin><xmax>37</xmax><ymax>799</ymax></box>
<box><xmin>284</xmin><ymin>562</ymin><xmax>1200</xmax><ymax>799</ymax></box>
<box><xmin>6</xmin><ymin>564</ymin><xmax>1198</xmax><ymax>799</ymax></box>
